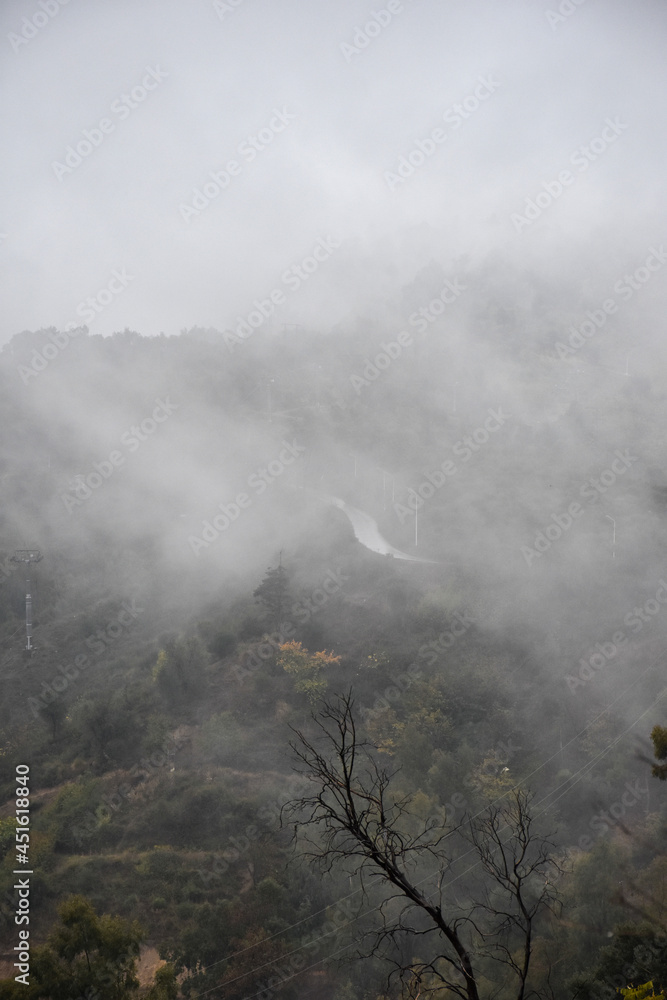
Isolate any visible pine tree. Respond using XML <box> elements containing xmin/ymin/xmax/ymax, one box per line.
<box><xmin>253</xmin><ymin>555</ymin><xmax>291</xmax><ymax>630</ymax></box>
<box><xmin>650</xmin><ymin>725</ymin><xmax>667</xmax><ymax>780</ymax></box>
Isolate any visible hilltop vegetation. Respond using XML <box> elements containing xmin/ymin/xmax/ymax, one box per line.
<box><xmin>0</xmin><ymin>325</ymin><xmax>666</xmax><ymax>997</ymax></box>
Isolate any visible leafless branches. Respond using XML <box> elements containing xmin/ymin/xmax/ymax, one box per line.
<box><xmin>282</xmin><ymin>691</ymin><xmax>564</xmax><ymax>1000</ymax></box>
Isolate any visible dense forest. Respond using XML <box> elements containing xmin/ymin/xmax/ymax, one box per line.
<box><xmin>1</xmin><ymin>303</ymin><xmax>667</xmax><ymax>998</ymax></box>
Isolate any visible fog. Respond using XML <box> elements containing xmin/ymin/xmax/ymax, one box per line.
<box><xmin>1</xmin><ymin>2</ymin><xmax>667</xmax><ymax>993</ymax></box>
<box><xmin>2</xmin><ymin>0</ymin><xmax>667</xmax><ymax>678</ymax></box>
<box><xmin>1</xmin><ymin>0</ymin><xmax>665</xmax><ymax>337</ymax></box>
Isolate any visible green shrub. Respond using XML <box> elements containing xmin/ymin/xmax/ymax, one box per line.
<box><xmin>210</xmin><ymin>630</ymin><xmax>237</xmax><ymax>659</ymax></box>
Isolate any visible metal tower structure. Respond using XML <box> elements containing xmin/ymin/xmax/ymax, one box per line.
<box><xmin>11</xmin><ymin>550</ymin><xmax>42</xmax><ymax>652</ymax></box>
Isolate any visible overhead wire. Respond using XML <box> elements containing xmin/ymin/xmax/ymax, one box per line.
<box><xmin>186</xmin><ymin>648</ymin><xmax>667</xmax><ymax>997</ymax></box>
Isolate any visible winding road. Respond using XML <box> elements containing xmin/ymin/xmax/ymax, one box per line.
<box><xmin>317</xmin><ymin>493</ymin><xmax>438</xmax><ymax>563</ymax></box>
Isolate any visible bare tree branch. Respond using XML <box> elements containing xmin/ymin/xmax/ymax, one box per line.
<box><xmin>282</xmin><ymin>691</ymin><xmax>565</xmax><ymax>1000</ymax></box>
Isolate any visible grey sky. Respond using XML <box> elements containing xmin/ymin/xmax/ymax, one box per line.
<box><xmin>1</xmin><ymin>0</ymin><xmax>665</xmax><ymax>343</ymax></box>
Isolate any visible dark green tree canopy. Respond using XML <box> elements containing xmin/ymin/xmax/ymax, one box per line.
<box><xmin>253</xmin><ymin>558</ymin><xmax>291</xmax><ymax>630</ymax></box>
<box><xmin>650</xmin><ymin>726</ymin><xmax>667</xmax><ymax>781</ymax></box>
<box><xmin>0</xmin><ymin>895</ymin><xmax>143</xmax><ymax>1000</ymax></box>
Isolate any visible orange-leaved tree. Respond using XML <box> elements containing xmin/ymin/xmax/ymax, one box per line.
<box><xmin>277</xmin><ymin>641</ymin><xmax>339</xmax><ymax>703</ymax></box>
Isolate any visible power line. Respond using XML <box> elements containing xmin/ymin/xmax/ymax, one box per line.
<box><xmin>186</xmin><ymin>651</ymin><xmax>667</xmax><ymax>996</ymax></box>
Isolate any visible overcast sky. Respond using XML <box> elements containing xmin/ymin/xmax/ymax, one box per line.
<box><xmin>1</xmin><ymin>0</ymin><xmax>665</xmax><ymax>344</ymax></box>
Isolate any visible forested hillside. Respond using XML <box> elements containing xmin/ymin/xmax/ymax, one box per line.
<box><xmin>3</xmin><ymin>0</ymin><xmax>667</xmax><ymax>994</ymax></box>
<box><xmin>1</xmin><ymin>313</ymin><xmax>667</xmax><ymax>998</ymax></box>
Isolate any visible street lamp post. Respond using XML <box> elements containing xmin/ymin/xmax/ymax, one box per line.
<box><xmin>606</xmin><ymin>514</ymin><xmax>616</xmax><ymax>560</ymax></box>
<box><xmin>409</xmin><ymin>489</ymin><xmax>419</xmax><ymax>547</ymax></box>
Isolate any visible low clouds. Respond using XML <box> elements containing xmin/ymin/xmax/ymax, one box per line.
<box><xmin>1</xmin><ymin>0</ymin><xmax>665</xmax><ymax>340</ymax></box>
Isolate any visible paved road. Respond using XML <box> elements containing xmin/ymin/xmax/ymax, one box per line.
<box><xmin>318</xmin><ymin>493</ymin><xmax>438</xmax><ymax>563</ymax></box>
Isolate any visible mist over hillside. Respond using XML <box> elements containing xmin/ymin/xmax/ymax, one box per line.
<box><xmin>1</xmin><ymin>1</ymin><xmax>667</xmax><ymax>998</ymax></box>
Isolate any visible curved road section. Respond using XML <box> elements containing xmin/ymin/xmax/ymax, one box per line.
<box><xmin>317</xmin><ymin>493</ymin><xmax>438</xmax><ymax>563</ymax></box>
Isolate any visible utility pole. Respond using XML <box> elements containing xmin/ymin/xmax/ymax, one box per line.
<box><xmin>11</xmin><ymin>550</ymin><xmax>42</xmax><ymax>653</ymax></box>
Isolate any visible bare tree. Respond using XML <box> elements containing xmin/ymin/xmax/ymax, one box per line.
<box><xmin>463</xmin><ymin>793</ymin><xmax>563</xmax><ymax>1000</ymax></box>
<box><xmin>282</xmin><ymin>691</ymin><xmax>564</xmax><ymax>1000</ymax></box>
